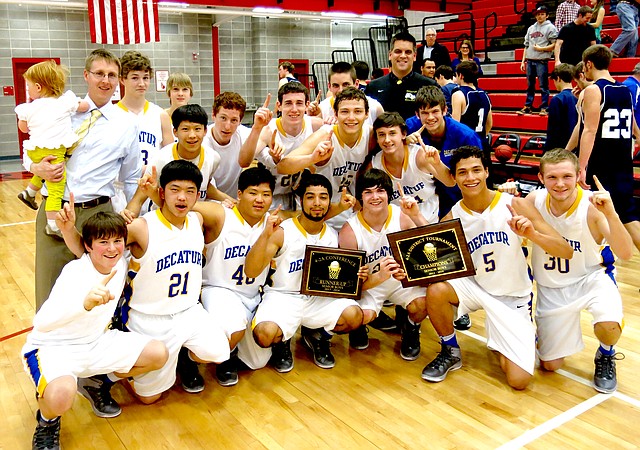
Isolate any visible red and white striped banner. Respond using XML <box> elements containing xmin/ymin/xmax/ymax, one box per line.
<box><xmin>88</xmin><ymin>0</ymin><xmax>160</xmax><ymax>45</ymax></box>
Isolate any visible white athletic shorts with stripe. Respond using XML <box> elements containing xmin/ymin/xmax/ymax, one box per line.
<box><xmin>449</xmin><ymin>276</ymin><xmax>536</xmax><ymax>375</ymax></box>
<box><xmin>238</xmin><ymin>291</ymin><xmax>358</xmax><ymax>369</ymax></box>
<box><xmin>127</xmin><ymin>303</ymin><xmax>230</xmax><ymax>397</ymax></box>
<box><xmin>359</xmin><ymin>278</ymin><xmax>425</xmax><ymax>314</ymax></box>
<box><xmin>22</xmin><ymin>329</ymin><xmax>151</xmax><ymax>398</ymax></box>
<box><xmin>535</xmin><ymin>270</ymin><xmax>623</xmax><ymax>362</ymax></box>
<box><xmin>201</xmin><ymin>285</ymin><xmax>262</xmax><ymax>339</ymax></box>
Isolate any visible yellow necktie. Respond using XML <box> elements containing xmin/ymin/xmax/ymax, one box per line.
<box><xmin>69</xmin><ymin>109</ymin><xmax>102</xmax><ymax>152</ymax></box>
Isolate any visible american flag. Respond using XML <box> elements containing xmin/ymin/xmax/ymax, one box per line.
<box><xmin>88</xmin><ymin>0</ymin><xmax>160</xmax><ymax>45</ymax></box>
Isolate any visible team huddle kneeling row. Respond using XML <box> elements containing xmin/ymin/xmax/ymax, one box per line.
<box><xmin>20</xmin><ymin>48</ymin><xmax>633</xmax><ymax>450</ymax></box>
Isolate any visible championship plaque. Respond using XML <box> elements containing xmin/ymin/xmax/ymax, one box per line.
<box><xmin>300</xmin><ymin>246</ymin><xmax>366</xmax><ymax>299</ymax></box>
<box><xmin>387</xmin><ymin>219</ymin><xmax>475</xmax><ymax>287</ymax></box>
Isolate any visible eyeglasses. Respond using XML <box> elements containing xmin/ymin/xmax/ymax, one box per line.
<box><xmin>89</xmin><ymin>71</ymin><xmax>119</xmax><ymax>81</ymax></box>
<box><xmin>426</xmin><ymin>33</ymin><xmax>436</xmax><ymax>37</ymax></box>
<box><xmin>461</xmin><ymin>46</ymin><xmax>470</xmax><ymax>49</ymax></box>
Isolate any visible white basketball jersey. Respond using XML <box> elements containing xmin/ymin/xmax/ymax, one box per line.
<box><xmin>451</xmin><ymin>192</ymin><xmax>532</xmax><ymax>297</ymax></box>
<box><xmin>371</xmin><ymin>144</ymin><xmax>439</xmax><ymax>224</ymax></box>
<box><xmin>127</xmin><ymin>210</ymin><xmax>204</xmax><ymax>315</ymax></box>
<box><xmin>267</xmin><ymin>217</ymin><xmax>338</xmax><ymax>294</ymax></box>
<box><xmin>205</xmin><ymin>124</ymin><xmax>251</xmax><ymax>197</ymax></box>
<box><xmin>531</xmin><ymin>188</ymin><xmax>614</xmax><ymax>288</ymax></box>
<box><xmin>148</xmin><ymin>143</ymin><xmax>220</xmax><ymax>201</ymax></box>
<box><xmin>256</xmin><ymin>116</ymin><xmax>314</xmax><ymax>197</ymax></box>
<box><xmin>319</xmin><ymin>96</ymin><xmax>382</xmax><ymax>126</ymax></box>
<box><xmin>347</xmin><ymin>204</ymin><xmax>401</xmax><ymax>274</ymax></box>
<box><xmin>202</xmin><ymin>206</ymin><xmax>268</xmax><ymax>297</ymax></box>
<box><xmin>315</xmin><ymin>124</ymin><xmax>370</xmax><ymax>202</ymax></box>
<box><xmin>117</xmin><ymin>100</ymin><xmax>164</xmax><ymax>166</ymax></box>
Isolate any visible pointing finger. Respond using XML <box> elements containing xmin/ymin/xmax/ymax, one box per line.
<box><xmin>396</xmin><ymin>181</ymin><xmax>403</xmax><ymax>195</ymax></box>
<box><xmin>270</xmin><ymin>204</ymin><xmax>282</xmax><ymax>216</ymax></box>
<box><xmin>506</xmin><ymin>203</ymin><xmax>517</xmax><ymax>217</ymax></box>
<box><xmin>315</xmin><ymin>92</ymin><xmax>321</xmax><ymax>103</ymax></box>
<box><xmin>69</xmin><ymin>192</ymin><xmax>75</xmax><ymax>209</ymax></box>
<box><xmin>263</xmin><ymin>93</ymin><xmax>271</xmax><ymax>108</ymax></box>
<box><xmin>418</xmin><ymin>124</ymin><xmax>426</xmax><ymax>135</ymax></box>
<box><xmin>101</xmin><ymin>269</ymin><xmax>117</xmax><ymax>286</ymax></box>
<box><xmin>326</xmin><ymin>129</ymin><xmax>333</xmax><ymax>141</ymax></box>
<box><xmin>270</xmin><ymin>129</ymin><xmax>277</xmax><ymax>149</ymax></box>
<box><xmin>592</xmin><ymin>175</ymin><xmax>605</xmax><ymax>191</ymax></box>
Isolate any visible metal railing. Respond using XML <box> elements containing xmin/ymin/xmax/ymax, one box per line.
<box><xmin>483</xmin><ymin>12</ymin><xmax>498</xmax><ymax>61</ymax></box>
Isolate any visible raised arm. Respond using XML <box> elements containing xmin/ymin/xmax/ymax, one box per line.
<box><xmin>245</xmin><ymin>207</ymin><xmax>284</xmax><ymax>278</ymax></box>
<box><xmin>509</xmin><ymin>197</ymin><xmax>573</xmax><ymax>259</ymax></box>
<box><xmin>277</xmin><ymin>127</ymin><xmax>332</xmax><ymax>174</ymax></box>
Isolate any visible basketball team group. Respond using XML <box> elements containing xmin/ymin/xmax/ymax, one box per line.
<box><xmin>15</xmin><ymin>30</ymin><xmax>639</xmax><ymax>450</ymax></box>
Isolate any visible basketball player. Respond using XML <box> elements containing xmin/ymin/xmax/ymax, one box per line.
<box><xmin>527</xmin><ymin>149</ymin><xmax>633</xmax><ymax>393</ymax></box>
<box><xmin>123</xmin><ymin>104</ymin><xmax>233</xmax><ymax>220</ymax></box>
<box><xmin>366</xmin><ymin>111</ymin><xmax>455</xmax><ymax>224</ymax></box>
<box><xmin>64</xmin><ymin>160</ymin><xmax>230</xmax><ymax>407</ymax></box>
<box><xmin>451</xmin><ymin>61</ymin><xmax>493</xmax><ymax>149</ymax></box>
<box><xmin>240</xmin><ymin>82</ymin><xmax>324</xmax><ymax>210</ymax></box>
<box><xmin>308</xmin><ymin>62</ymin><xmax>384</xmax><ymax>126</ymax></box>
<box><xmin>205</xmin><ymin>91</ymin><xmax>251</xmax><ymax>197</ymax></box>
<box><xmin>196</xmin><ymin>167</ymin><xmax>277</xmax><ymax>386</ymax></box>
<box><xmin>420</xmin><ymin>146</ymin><xmax>573</xmax><ymax>390</ymax></box>
<box><xmin>339</xmin><ymin>169</ymin><xmax>429</xmax><ymax>359</ymax></box>
<box><xmin>579</xmin><ymin>44</ymin><xmax>640</xmax><ymax>252</ymax></box>
<box><xmin>118</xmin><ymin>51</ymin><xmax>174</xmax><ymax>168</ymax></box>
<box><xmin>279</xmin><ymin>86</ymin><xmax>375</xmax><ymax>230</ymax></box>
<box><xmin>243</xmin><ymin>173</ymin><xmax>364</xmax><ymax>372</ymax></box>
<box><xmin>164</xmin><ymin>72</ymin><xmax>193</xmax><ymax>118</ymax></box>
<box><xmin>23</xmin><ymin>212</ymin><xmax>167</xmax><ymax>450</ymax></box>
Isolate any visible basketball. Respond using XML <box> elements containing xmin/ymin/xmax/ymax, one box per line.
<box><xmin>494</xmin><ymin>144</ymin><xmax>514</xmax><ymax>163</ymax></box>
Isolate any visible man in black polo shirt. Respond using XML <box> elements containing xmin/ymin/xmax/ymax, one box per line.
<box><xmin>366</xmin><ymin>32</ymin><xmax>437</xmax><ymax>120</ymax></box>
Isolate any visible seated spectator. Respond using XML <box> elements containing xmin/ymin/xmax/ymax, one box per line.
<box><xmin>451</xmin><ymin>40</ymin><xmax>483</xmax><ymax>76</ymax></box>
<box><xmin>546</xmin><ymin>63</ymin><xmax>578</xmax><ymax>150</ymax></box>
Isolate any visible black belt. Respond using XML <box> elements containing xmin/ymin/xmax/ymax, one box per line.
<box><xmin>59</xmin><ymin>195</ymin><xmax>111</xmax><ymax>209</ymax></box>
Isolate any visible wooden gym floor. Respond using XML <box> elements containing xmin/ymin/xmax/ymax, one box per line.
<box><xmin>1</xmin><ymin>175</ymin><xmax>639</xmax><ymax>449</ymax></box>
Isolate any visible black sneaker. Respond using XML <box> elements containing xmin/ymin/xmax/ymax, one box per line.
<box><xmin>77</xmin><ymin>375</ymin><xmax>122</xmax><ymax>418</ymax></box>
<box><xmin>33</xmin><ymin>410</ymin><xmax>60</xmax><ymax>450</ymax></box>
<box><xmin>18</xmin><ymin>190</ymin><xmax>38</xmax><ymax>210</ymax></box>
<box><xmin>400</xmin><ymin>319</ymin><xmax>421</xmax><ymax>361</ymax></box>
<box><xmin>215</xmin><ymin>354</ymin><xmax>239</xmax><ymax>387</ymax></box>
<box><xmin>516</xmin><ymin>106</ymin><xmax>531</xmax><ymax>115</ymax></box>
<box><xmin>349</xmin><ymin>325</ymin><xmax>369</xmax><ymax>350</ymax></box>
<box><xmin>453</xmin><ymin>314</ymin><xmax>471</xmax><ymax>331</ymax></box>
<box><xmin>177</xmin><ymin>347</ymin><xmax>204</xmax><ymax>393</ymax></box>
<box><xmin>269</xmin><ymin>339</ymin><xmax>294</xmax><ymax>373</ymax></box>
<box><xmin>421</xmin><ymin>344</ymin><xmax>462</xmax><ymax>382</ymax></box>
<box><xmin>302</xmin><ymin>328</ymin><xmax>335</xmax><ymax>369</ymax></box>
<box><xmin>593</xmin><ymin>350</ymin><xmax>624</xmax><ymax>393</ymax></box>
<box><xmin>369</xmin><ymin>310</ymin><xmax>398</xmax><ymax>332</ymax></box>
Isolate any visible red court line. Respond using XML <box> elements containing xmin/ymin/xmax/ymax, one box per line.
<box><xmin>0</xmin><ymin>326</ymin><xmax>33</xmax><ymax>342</ymax></box>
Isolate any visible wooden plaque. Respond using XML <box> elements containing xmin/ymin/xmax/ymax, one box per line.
<box><xmin>300</xmin><ymin>246</ymin><xmax>365</xmax><ymax>299</ymax></box>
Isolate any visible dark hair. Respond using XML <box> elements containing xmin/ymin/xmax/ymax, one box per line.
<box><xmin>120</xmin><ymin>50</ymin><xmax>153</xmax><ymax>79</ymax></box>
<box><xmin>334</xmin><ymin>86</ymin><xmax>369</xmax><ymax>114</ymax></box>
<box><xmin>373</xmin><ymin>111</ymin><xmax>407</xmax><ymax>135</ymax></box>
<box><xmin>457</xmin><ymin>39</ymin><xmax>475</xmax><ymax>59</ymax></box>
<box><xmin>582</xmin><ymin>44</ymin><xmax>612</xmax><ymax>70</ymax></box>
<box><xmin>456</xmin><ymin>60</ymin><xmax>479</xmax><ymax>85</ymax></box>
<box><xmin>449</xmin><ymin>146</ymin><xmax>488</xmax><ymax>173</ymax></box>
<box><xmin>278</xmin><ymin>81</ymin><xmax>309</xmax><ymax>103</ymax></box>
<box><xmin>577</xmin><ymin>5</ymin><xmax>593</xmax><ymax>17</ymax></box>
<box><xmin>422</xmin><ymin>57</ymin><xmax>436</xmax><ymax>67</ymax></box>
<box><xmin>238</xmin><ymin>166</ymin><xmax>275</xmax><ymax>192</ymax></box>
<box><xmin>353</xmin><ymin>61</ymin><xmax>370</xmax><ymax>80</ymax></box>
<box><xmin>550</xmin><ymin>63</ymin><xmax>575</xmax><ymax>83</ymax></box>
<box><xmin>390</xmin><ymin>31</ymin><xmax>417</xmax><ymax>50</ymax></box>
<box><xmin>82</xmin><ymin>211</ymin><xmax>127</xmax><ymax>248</ymax></box>
<box><xmin>171</xmin><ymin>104</ymin><xmax>209</xmax><ymax>129</ymax></box>
<box><xmin>371</xmin><ymin>68</ymin><xmax>384</xmax><ymax>79</ymax></box>
<box><xmin>295</xmin><ymin>172</ymin><xmax>333</xmax><ymax>199</ymax></box>
<box><xmin>415</xmin><ymin>85</ymin><xmax>446</xmax><ymax>112</ymax></box>
<box><xmin>159</xmin><ymin>160</ymin><xmax>203</xmax><ymax>189</ymax></box>
<box><xmin>329</xmin><ymin>61</ymin><xmax>356</xmax><ymax>82</ymax></box>
<box><xmin>435</xmin><ymin>65</ymin><xmax>454</xmax><ymax>80</ymax></box>
<box><xmin>356</xmin><ymin>168</ymin><xmax>393</xmax><ymax>204</ymax></box>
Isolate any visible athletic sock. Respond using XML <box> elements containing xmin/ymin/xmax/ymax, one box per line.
<box><xmin>407</xmin><ymin>317</ymin><xmax>418</xmax><ymax>326</ymax></box>
<box><xmin>440</xmin><ymin>332</ymin><xmax>459</xmax><ymax>348</ymax></box>
<box><xmin>598</xmin><ymin>343</ymin><xmax>615</xmax><ymax>356</ymax></box>
<box><xmin>26</xmin><ymin>186</ymin><xmax>38</xmax><ymax>197</ymax></box>
<box><xmin>39</xmin><ymin>412</ymin><xmax>58</xmax><ymax>423</ymax></box>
